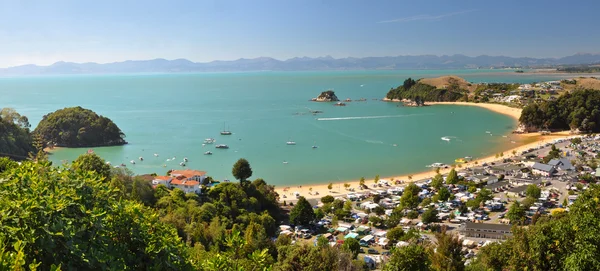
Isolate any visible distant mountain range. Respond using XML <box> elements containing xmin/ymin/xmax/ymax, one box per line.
<box><xmin>2</xmin><ymin>53</ymin><xmax>600</xmax><ymax>75</ymax></box>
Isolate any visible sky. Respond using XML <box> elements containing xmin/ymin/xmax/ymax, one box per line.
<box><xmin>1</xmin><ymin>0</ymin><xmax>599</xmax><ymax>67</ymax></box>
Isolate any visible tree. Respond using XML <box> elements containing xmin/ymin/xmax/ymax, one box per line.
<box><xmin>34</xmin><ymin>106</ymin><xmax>126</xmax><ymax>147</ymax></box>
<box><xmin>431</xmin><ymin>231</ymin><xmax>464</xmax><ymax>271</ymax></box>
<box><xmin>0</xmin><ymin>160</ymin><xmax>190</xmax><ymax>269</ymax></box>
<box><xmin>375</xmin><ymin>174</ymin><xmax>380</xmax><ymax>185</ymax></box>
<box><xmin>289</xmin><ymin>197</ymin><xmax>315</xmax><ymax>226</ymax></box>
<box><xmin>525</xmin><ymin>184</ymin><xmax>541</xmax><ymax>199</ymax></box>
<box><xmin>327</xmin><ymin>183</ymin><xmax>333</xmax><ymax>192</ymax></box>
<box><xmin>321</xmin><ymin>195</ymin><xmax>334</xmax><ymax>204</ymax></box>
<box><xmin>342</xmin><ymin>238</ymin><xmax>360</xmax><ymax>259</ymax></box>
<box><xmin>438</xmin><ymin>186</ymin><xmax>451</xmax><ymax>201</ymax></box>
<box><xmin>421</xmin><ymin>208</ymin><xmax>438</xmax><ymax>224</ymax></box>
<box><xmin>373</xmin><ymin>206</ymin><xmax>385</xmax><ymax>216</ymax></box>
<box><xmin>476</xmin><ymin>188</ymin><xmax>494</xmax><ymax>203</ymax></box>
<box><xmin>383</xmin><ymin>244</ymin><xmax>430</xmax><ymax>271</ymax></box>
<box><xmin>0</xmin><ymin>108</ymin><xmax>34</xmax><ymax>160</ymax></box>
<box><xmin>506</xmin><ymin>201</ymin><xmax>526</xmax><ymax>224</ymax></box>
<box><xmin>400</xmin><ymin>183</ymin><xmax>421</xmax><ymax>210</ymax></box>
<box><xmin>431</xmin><ymin>173</ymin><xmax>444</xmax><ymax>190</ymax></box>
<box><xmin>344</xmin><ymin>183</ymin><xmax>350</xmax><ymax>190</ymax></box>
<box><xmin>72</xmin><ymin>153</ymin><xmax>112</xmax><ymax>180</ymax></box>
<box><xmin>359</xmin><ymin>177</ymin><xmax>365</xmax><ymax>187</ymax></box>
<box><xmin>232</xmin><ymin>158</ymin><xmax>253</xmax><ymax>183</ymax></box>
<box><xmin>543</xmin><ymin>144</ymin><xmax>561</xmax><ymax>163</ymax></box>
<box><xmin>446</xmin><ymin>169</ymin><xmax>459</xmax><ymax>184</ymax></box>
<box><xmin>387</xmin><ymin>227</ymin><xmax>405</xmax><ymax>243</ymax></box>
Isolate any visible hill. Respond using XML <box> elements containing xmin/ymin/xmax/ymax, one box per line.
<box><xmin>419</xmin><ymin>76</ymin><xmax>477</xmax><ymax>92</ymax></box>
<box><xmin>385</xmin><ymin>77</ymin><xmax>467</xmax><ymax>103</ymax></box>
<box><xmin>34</xmin><ymin>107</ymin><xmax>126</xmax><ymax>148</ymax></box>
<box><xmin>561</xmin><ymin>77</ymin><xmax>600</xmax><ymax>91</ymax></box>
<box><xmin>2</xmin><ymin>53</ymin><xmax>600</xmax><ymax>74</ymax></box>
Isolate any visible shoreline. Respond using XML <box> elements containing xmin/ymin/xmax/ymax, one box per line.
<box><xmin>274</xmin><ymin>101</ymin><xmax>569</xmax><ymax>202</ymax></box>
<box><xmin>426</xmin><ymin>102</ymin><xmax>522</xmax><ymax>121</ymax></box>
<box><xmin>275</xmin><ymin>131</ymin><xmax>573</xmax><ymax>202</ymax></box>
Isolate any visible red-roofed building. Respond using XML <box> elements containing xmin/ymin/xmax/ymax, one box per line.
<box><xmin>151</xmin><ymin>169</ymin><xmax>207</xmax><ymax>194</ymax></box>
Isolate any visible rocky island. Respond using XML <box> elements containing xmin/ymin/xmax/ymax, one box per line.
<box><xmin>34</xmin><ymin>106</ymin><xmax>127</xmax><ymax>148</ymax></box>
<box><xmin>312</xmin><ymin>90</ymin><xmax>339</xmax><ymax>102</ymax></box>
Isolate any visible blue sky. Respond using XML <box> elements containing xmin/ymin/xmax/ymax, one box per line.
<box><xmin>0</xmin><ymin>0</ymin><xmax>598</xmax><ymax>67</ymax></box>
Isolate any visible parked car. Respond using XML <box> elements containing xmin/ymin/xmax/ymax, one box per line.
<box><xmin>367</xmin><ymin>248</ymin><xmax>379</xmax><ymax>254</ymax></box>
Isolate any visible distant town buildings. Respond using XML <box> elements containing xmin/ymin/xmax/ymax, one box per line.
<box><xmin>151</xmin><ymin>169</ymin><xmax>207</xmax><ymax>194</ymax></box>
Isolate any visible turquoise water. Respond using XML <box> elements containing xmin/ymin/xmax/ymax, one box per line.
<box><xmin>0</xmin><ymin>70</ymin><xmax>576</xmax><ymax>185</ymax></box>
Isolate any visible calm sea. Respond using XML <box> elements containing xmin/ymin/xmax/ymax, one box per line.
<box><xmin>0</xmin><ymin>70</ymin><xmax>577</xmax><ymax>185</ymax></box>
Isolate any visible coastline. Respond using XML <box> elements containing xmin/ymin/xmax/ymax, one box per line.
<box><xmin>275</xmin><ymin>102</ymin><xmax>572</xmax><ymax>202</ymax></box>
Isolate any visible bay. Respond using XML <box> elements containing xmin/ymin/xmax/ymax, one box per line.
<box><xmin>0</xmin><ymin>70</ymin><xmax>577</xmax><ymax>185</ymax></box>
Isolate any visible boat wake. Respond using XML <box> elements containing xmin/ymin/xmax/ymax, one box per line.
<box><xmin>441</xmin><ymin>136</ymin><xmax>460</xmax><ymax>142</ymax></box>
<box><xmin>366</xmin><ymin>140</ymin><xmax>384</xmax><ymax>144</ymax></box>
<box><xmin>317</xmin><ymin>113</ymin><xmax>433</xmax><ymax>121</ymax></box>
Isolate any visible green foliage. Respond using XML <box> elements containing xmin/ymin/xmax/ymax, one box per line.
<box><xmin>525</xmin><ymin>184</ymin><xmax>542</xmax><ymax>199</ymax></box>
<box><xmin>446</xmin><ymin>169</ymin><xmax>459</xmax><ymax>184</ymax></box>
<box><xmin>273</xmin><ymin>243</ymin><xmax>363</xmax><ymax>271</ymax></box>
<box><xmin>321</xmin><ymin>195</ymin><xmax>334</xmax><ymax>204</ymax></box>
<box><xmin>0</xmin><ymin>160</ymin><xmax>190</xmax><ymax>269</ymax></box>
<box><xmin>387</xmin><ymin>227</ymin><xmax>405</xmax><ymax>243</ymax></box>
<box><xmin>342</xmin><ymin>238</ymin><xmax>360</xmax><ymax>259</ymax></box>
<box><xmin>519</xmin><ymin>89</ymin><xmax>600</xmax><ymax>132</ymax></box>
<box><xmin>431</xmin><ymin>173</ymin><xmax>444</xmax><ymax>190</ymax></box>
<box><xmin>400</xmin><ymin>183</ymin><xmax>421</xmax><ymax>210</ymax></box>
<box><xmin>383</xmin><ymin>244</ymin><xmax>429</xmax><ymax>271</ymax></box>
<box><xmin>289</xmin><ymin>197</ymin><xmax>315</xmax><ymax>226</ymax></box>
<box><xmin>386</xmin><ymin>80</ymin><xmax>464</xmax><ymax>102</ymax></box>
<box><xmin>421</xmin><ymin>208</ymin><xmax>438</xmax><ymax>224</ymax></box>
<box><xmin>72</xmin><ymin>153</ymin><xmax>112</xmax><ymax>180</ymax></box>
<box><xmin>34</xmin><ymin>106</ymin><xmax>126</xmax><ymax>147</ymax></box>
<box><xmin>571</xmin><ymin>137</ymin><xmax>582</xmax><ymax>145</ymax></box>
<box><xmin>0</xmin><ymin>157</ymin><xmax>18</xmax><ymax>175</ymax></box>
<box><xmin>475</xmin><ymin>184</ymin><xmax>600</xmax><ymax>270</ymax></box>
<box><xmin>406</xmin><ymin>210</ymin><xmax>419</xmax><ymax>219</ymax></box>
<box><xmin>430</xmin><ymin>231</ymin><xmax>464</xmax><ymax>271</ymax></box>
<box><xmin>476</xmin><ymin>188</ymin><xmax>493</xmax><ymax>202</ymax></box>
<box><xmin>0</xmin><ymin>108</ymin><xmax>34</xmax><ymax>160</ymax></box>
<box><xmin>438</xmin><ymin>186</ymin><xmax>451</xmax><ymax>201</ymax></box>
<box><xmin>232</xmin><ymin>158</ymin><xmax>253</xmax><ymax>182</ymax></box>
<box><xmin>506</xmin><ymin>201</ymin><xmax>526</xmax><ymax>224</ymax></box>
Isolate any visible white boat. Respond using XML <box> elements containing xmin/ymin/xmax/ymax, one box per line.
<box><xmin>287</xmin><ymin>141</ymin><xmax>296</xmax><ymax>145</ymax></box>
<box><xmin>220</xmin><ymin>123</ymin><xmax>232</xmax><ymax>135</ymax></box>
<box><xmin>312</xmin><ymin>145</ymin><xmax>318</xmax><ymax>149</ymax></box>
<box><xmin>130</xmin><ymin>160</ymin><xmax>136</xmax><ymax>164</ymax></box>
<box><xmin>204</xmin><ymin>151</ymin><xmax>213</xmax><ymax>155</ymax></box>
<box><xmin>179</xmin><ymin>162</ymin><xmax>186</xmax><ymax>166</ymax></box>
<box><xmin>283</xmin><ymin>161</ymin><xmax>288</xmax><ymax>164</ymax></box>
<box><xmin>485</xmin><ymin>131</ymin><xmax>491</xmax><ymax>134</ymax></box>
<box><xmin>215</xmin><ymin>144</ymin><xmax>229</xmax><ymax>149</ymax></box>
<box><xmin>106</xmin><ymin>161</ymin><xmax>111</xmax><ymax>165</ymax></box>
<box><xmin>139</xmin><ymin>156</ymin><xmax>144</xmax><ymax>161</ymax></box>
<box><xmin>154</xmin><ymin>153</ymin><xmax>159</xmax><ymax>157</ymax></box>
<box><xmin>204</xmin><ymin>138</ymin><xmax>216</xmax><ymax>144</ymax></box>
<box><xmin>183</xmin><ymin>157</ymin><xmax>188</xmax><ymax>162</ymax></box>
<box><xmin>426</xmin><ymin>162</ymin><xmax>446</xmax><ymax>168</ymax></box>
<box><xmin>441</xmin><ymin>137</ymin><xmax>451</xmax><ymax>142</ymax></box>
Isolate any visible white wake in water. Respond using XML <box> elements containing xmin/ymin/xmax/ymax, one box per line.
<box><xmin>317</xmin><ymin>113</ymin><xmax>433</xmax><ymax>121</ymax></box>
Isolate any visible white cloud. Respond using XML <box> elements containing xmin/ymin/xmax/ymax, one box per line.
<box><xmin>377</xmin><ymin>9</ymin><xmax>476</xmax><ymax>23</ymax></box>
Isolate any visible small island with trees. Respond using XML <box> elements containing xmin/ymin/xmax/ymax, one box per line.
<box><xmin>312</xmin><ymin>90</ymin><xmax>339</xmax><ymax>102</ymax></box>
<box><xmin>34</xmin><ymin>106</ymin><xmax>127</xmax><ymax>148</ymax></box>
<box><xmin>385</xmin><ymin>77</ymin><xmax>468</xmax><ymax>106</ymax></box>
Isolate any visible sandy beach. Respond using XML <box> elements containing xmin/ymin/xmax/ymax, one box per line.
<box><xmin>275</xmin><ymin>102</ymin><xmax>574</xmax><ymax>202</ymax></box>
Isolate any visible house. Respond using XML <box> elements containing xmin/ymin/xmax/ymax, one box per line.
<box><xmin>152</xmin><ymin>175</ymin><xmax>172</xmax><ymax>187</ymax></box>
<box><xmin>531</xmin><ymin>163</ymin><xmax>556</xmax><ymax>177</ymax></box>
<box><xmin>459</xmin><ymin>221</ymin><xmax>512</xmax><ymax>239</ymax></box>
<box><xmin>548</xmin><ymin>158</ymin><xmax>574</xmax><ymax>171</ymax></box>
<box><xmin>151</xmin><ymin>169</ymin><xmax>207</xmax><ymax>194</ymax></box>
<box><xmin>507</xmin><ymin>185</ymin><xmax>528</xmax><ymax>197</ymax></box>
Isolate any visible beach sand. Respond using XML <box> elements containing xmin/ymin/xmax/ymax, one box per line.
<box><xmin>275</xmin><ymin>102</ymin><xmax>574</xmax><ymax>202</ymax></box>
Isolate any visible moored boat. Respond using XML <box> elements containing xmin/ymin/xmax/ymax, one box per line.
<box><xmin>215</xmin><ymin>144</ymin><xmax>229</xmax><ymax>149</ymax></box>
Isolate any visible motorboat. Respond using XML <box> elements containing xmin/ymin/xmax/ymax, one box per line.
<box><xmin>139</xmin><ymin>156</ymin><xmax>144</xmax><ymax>161</ymax></box>
<box><xmin>204</xmin><ymin>138</ymin><xmax>216</xmax><ymax>144</ymax></box>
<box><xmin>286</xmin><ymin>141</ymin><xmax>296</xmax><ymax>145</ymax></box>
<box><xmin>130</xmin><ymin>160</ymin><xmax>136</xmax><ymax>165</ymax></box>
<box><xmin>215</xmin><ymin>144</ymin><xmax>229</xmax><ymax>149</ymax></box>
<box><xmin>312</xmin><ymin>145</ymin><xmax>318</xmax><ymax>149</ymax></box>
<box><xmin>204</xmin><ymin>151</ymin><xmax>213</xmax><ymax>155</ymax></box>
<box><xmin>154</xmin><ymin>153</ymin><xmax>159</xmax><ymax>157</ymax></box>
<box><xmin>426</xmin><ymin>162</ymin><xmax>446</xmax><ymax>168</ymax></box>
<box><xmin>180</xmin><ymin>162</ymin><xmax>186</xmax><ymax>166</ymax></box>
<box><xmin>183</xmin><ymin>157</ymin><xmax>188</xmax><ymax>162</ymax></box>
<box><xmin>283</xmin><ymin>161</ymin><xmax>288</xmax><ymax>164</ymax></box>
